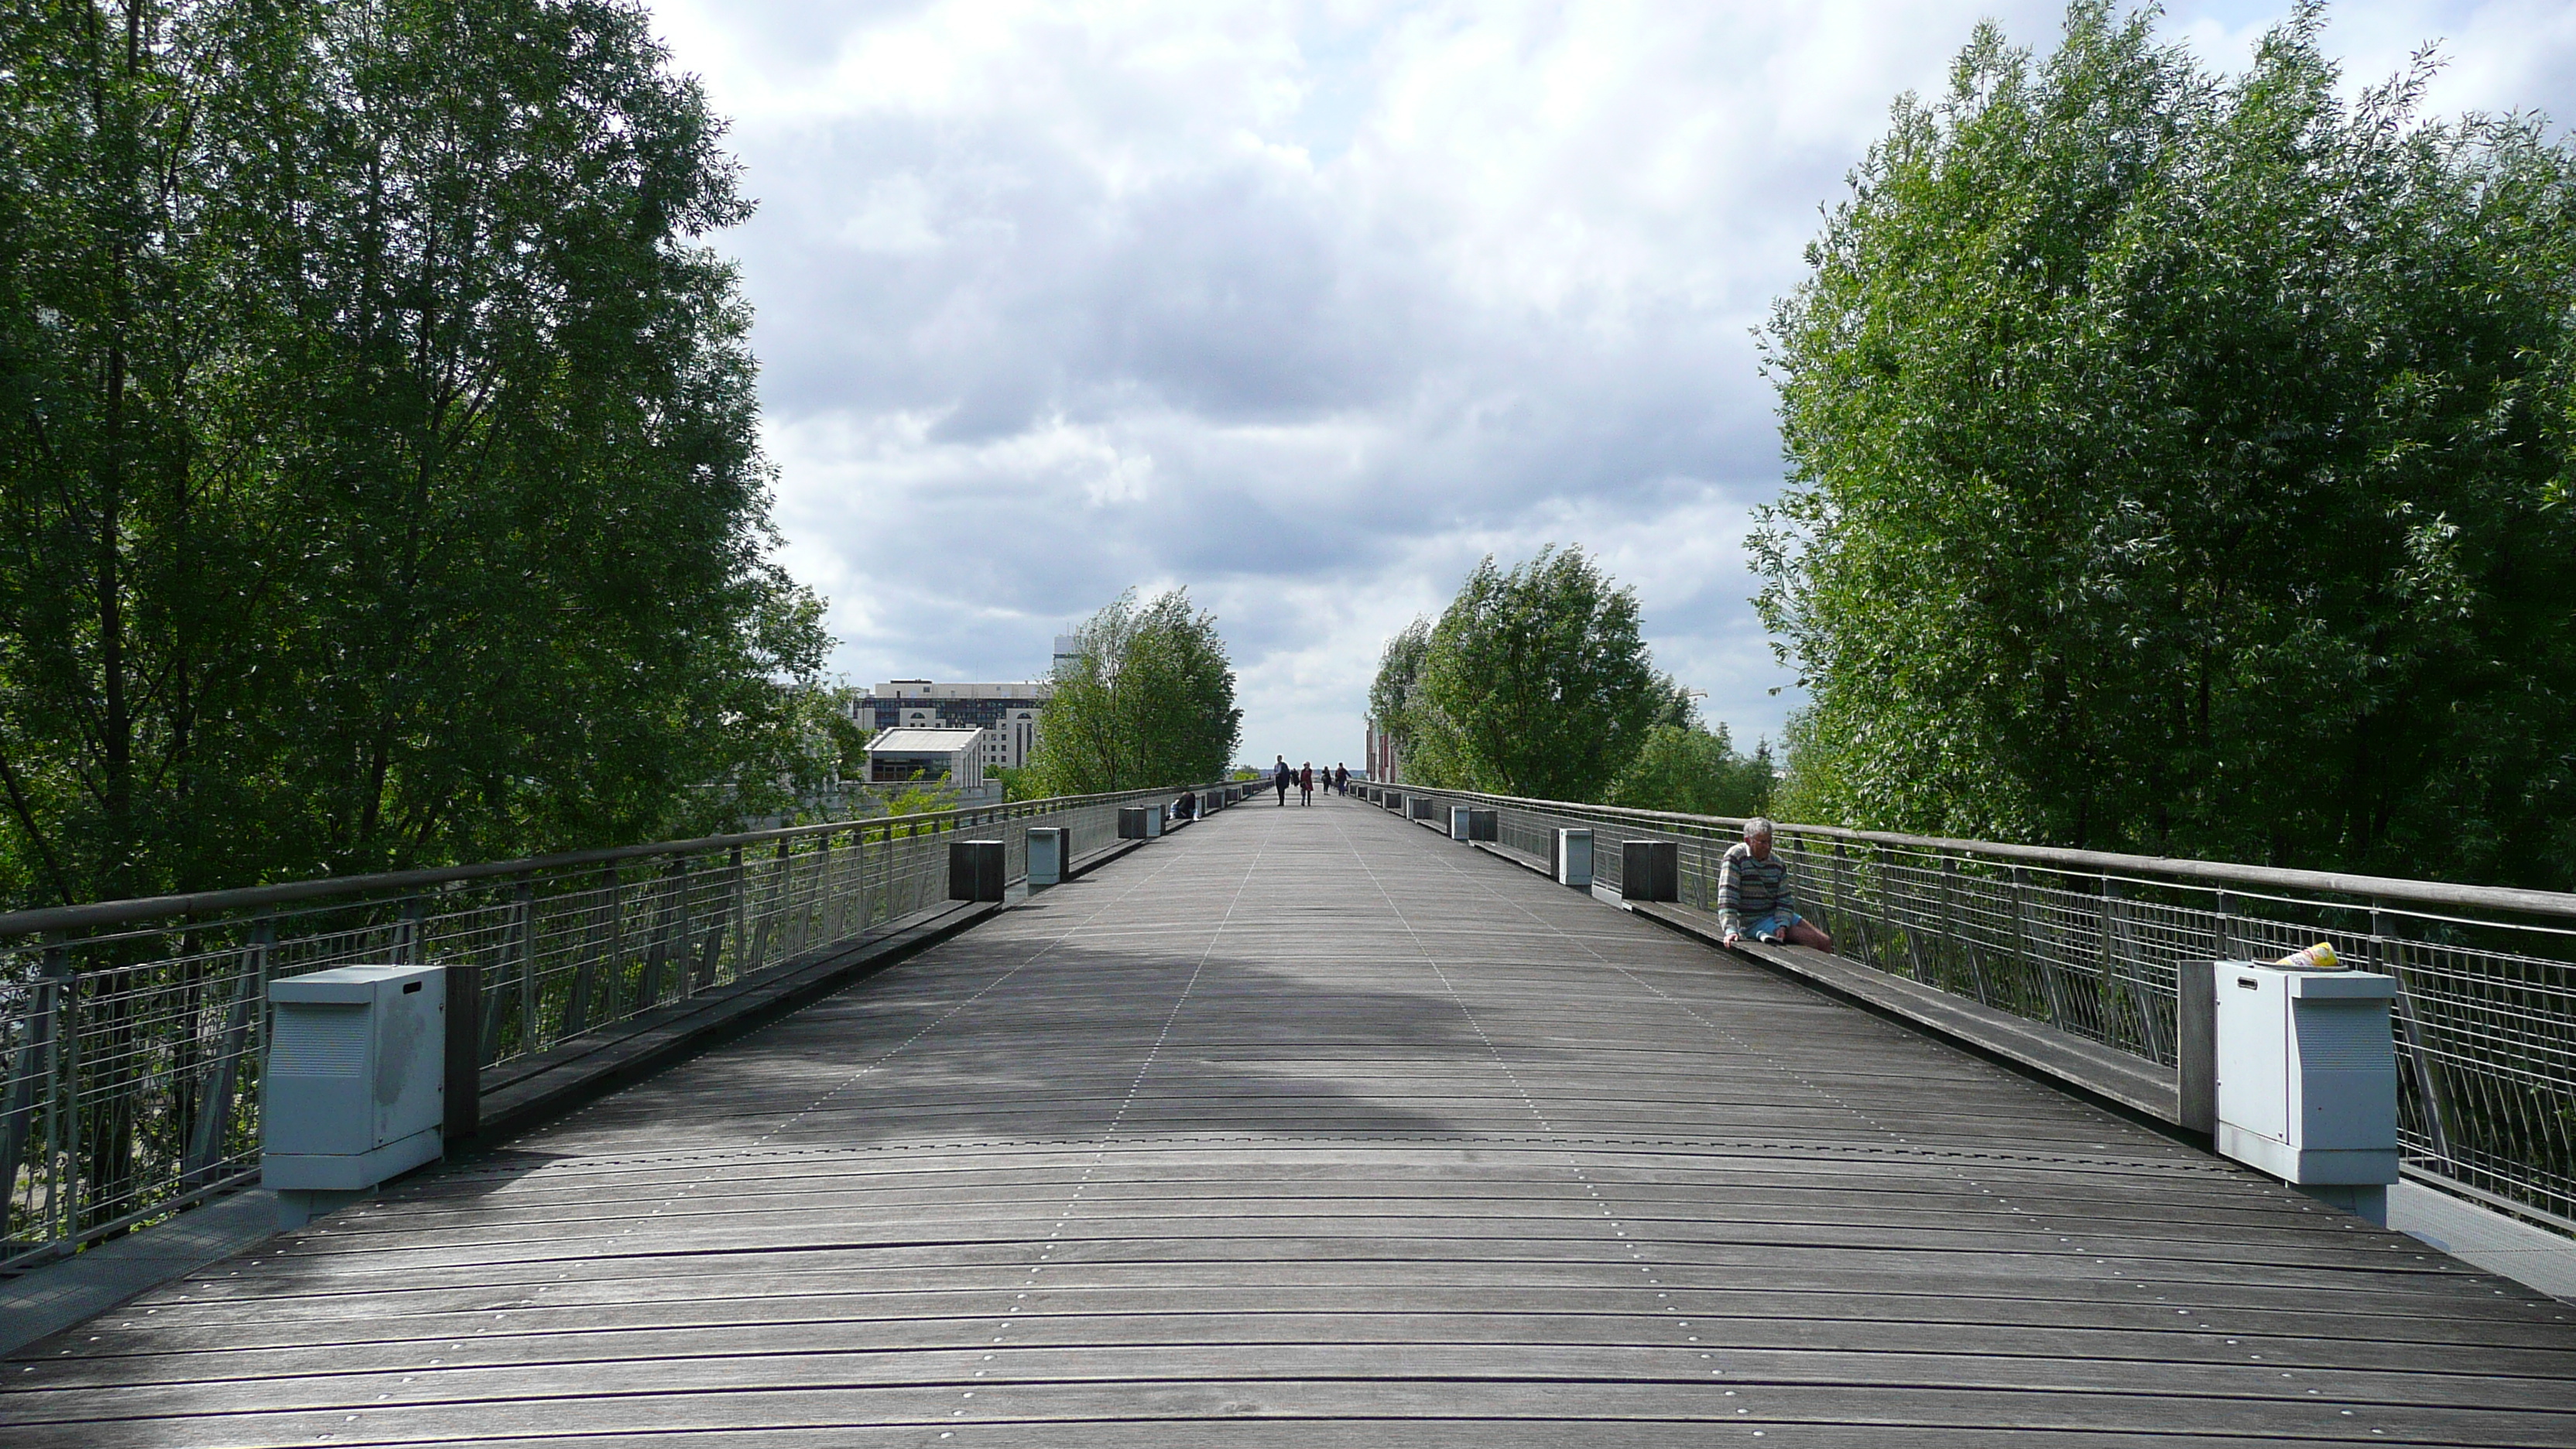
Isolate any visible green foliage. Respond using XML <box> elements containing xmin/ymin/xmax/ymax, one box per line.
<box><xmin>1406</xmin><ymin>546</ymin><xmax>1664</xmax><ymax>800</ymax></box>
<box><xmin>1607</xmin><ymin>722</ymin><xmax>1776</xmax><ymax>819</ymax></box>
<box><xmin>1368</xmin><ymin>617</ymin><xmax>1432</xmax><ymax>755</ymax></box>
<box><xmin>1025</xmin><ymin>588</ymin><xmax>1241</xmax><ymax>795</ymax></box>
<box><xmin>816</xmin><ymin>687</ymin><xmax>875</xmax><ymax>779</ymax></box>
<box><xmin>762</xmin><ymin>681</ymin><xmax>869</xmax><ymax>823</ymax></box>
<box><xmin>883</xmin><ymin>782</ymin><xmax>951</xmax><ymax>817</ymax></box>
<box><xmin>989</xmin><ymin>766</ymin><xmax>1046</xmax><ymax>803</ymax></box>
<box><xmin>0</xmin><ymin>0</ymin><xmax>826</xmax><ymax>907</ymax></box>
<box><xmin>1757</xmin><ymin>0</ymin><xmax>2576</xmax><ymax>887</ymax></box>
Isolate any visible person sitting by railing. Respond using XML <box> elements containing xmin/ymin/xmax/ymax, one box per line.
<box><xmin>1718</xmin><ymin>818</ymin><xmax>1834</xmax><ymax>952</ymax></box>
<box><xmin>1173</xmin><ymin>790</ymin><xmax>1197</xmax><ymax>820</ymax></box>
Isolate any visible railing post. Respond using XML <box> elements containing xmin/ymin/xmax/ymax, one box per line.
<box><xmin>690</xmin><ymin>851</ymin><xmax>724</xmax><ymax>991</ymax></box>
<box><xmin>1</xmin><ymin>936</ymin><xmax>70</xmax><ymax>1249</ymax></box>
<box><xmin>2100</xmin><ymin>878</ymin><xmax>2167</xmax><ymax>1061</ymax></box>
<box><xmin>853</xmin><ymin>825</ymin><xmax>872</xmax><ymax>939</ymax></box>
<box><xmin>821</xmin><ymin>830</ymin><xmax>847</xmax><ymax>943</ymax></box>
<box><xmin>1830</xmin><ymin>841</ymin><xmax>1848</xmax><ymax>949</ymax></box>
<box><xmin>1943</xmin><ymin>857</ymin><xmax>1988</xmax><ymax>1005</ymax></box>
<box><xmin>2375</xmin><ymin>896</ymin><xmax>2454</xmax><ymax>1163</ymax></box>
<box><xmin>778</xmin><ymin>839</ymin><xmax>807</xmax><ymax>959</ymax></box>
<box><xmin>799</xmin><ymin>834</ymin><xmax>827</xmax><ymax>956</ymax></box>
<box><xmin>679</xmin><ymin>857</ymin><xmax>707</xmax><ymax>999</ymax></box>
<box><xmin>396</xmin><ymin>894</ymin><xmax>424</xmax><ymax>964</ymax></box>
<box><xmin>601</xmin><ymin>861</ymin><xmax>625</xmax><ymax>1024</ymax></box>
<box><xmin>561</xmin><ymin>869</ymin><xmax>598</xmax><ymax>1036</ymax></box>
<box><xmin>2012</xmin><ymin>868</ymin><xmax>2065</xmax><ymax>1029</ymax></box>
<box><xmin>477</xmin><ymin>887</ymin><xmax>515</xmax><ymax>1063</ymax></box>
<box><xmin>643</xmin><ymin>858</ymin><xmax>684</xmax><ymax>1005</ymax></box>
<box><xmin>1865</xmin><ymin>835</ymin><xmax>1886</xmax><ymax>969</ymax></box>
<box><xmin>183</xmin><ymin>917</ymin><xmax>271</xmax><ymax>1187</ymax></box>
<box><xmin>745</xmin><ymin>839</ymin><xmax>786</xmax><ymax>978</ymax></box>
<box><xmin>512</xmin><ymin>873</ymin><xmax>538</xmax><ymax>1050</ymax></box>
<box><xmin>715</xmin><ymin>844</ymin><xmax>747</xmax><ymax>988</ymax></box>
<box><xmin>872</xmin><ymin>822</ymin><xmax>889</xmax><ymax>933</ymax></box>
<box><xmin>1896</xmin><ymin>851</ymin><xmax>1929</xmax><ymax>983</ymax></box>
<box><xmin>2093</xmin><ymin>875</ymin><xmax>2122</xmax><ymax>1045</ymax></box>
<box><xmin>56</xmin><ymin>940</ymin><xmax>80</xmax><ymax>1239</ymax></box>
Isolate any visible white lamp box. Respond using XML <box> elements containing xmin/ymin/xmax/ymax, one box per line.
<box><xmin>2214</xmin><ymin>961</ymin><xmax>2399</xmax><ymax>1193</ymax></box>
<box><xmin>1554</xmin><ymin>828</ymin><xmax>1595</xmax><ymax>889</ymax></box>
<box><xmin>263</xmin><ymin>963</ymin><xmax>446</xmax><ymax>1192</ymax></box>
<box><xmin>1026</xmin><ymin>826</ymin><xmax>1067</xmax><ymax>887</ymax></box>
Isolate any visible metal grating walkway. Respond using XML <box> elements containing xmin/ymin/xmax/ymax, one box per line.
<box><xmin>5</xmin><ymin>797</ymin><xmax>2573</xmax><ymax>1446</ymax></box>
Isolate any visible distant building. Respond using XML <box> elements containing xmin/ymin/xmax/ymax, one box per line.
<box><xmin>865</xmin><ymin>727</ymin><xmax>988</xmax><ymax>789</ymax></box>
<box><xmin>1365</xmin><ymin>718</ymin><xmax>1400</xmax><ymax>783</ymax></box>
<box><xmin>850</xmin><ymin>679</ymin><xmax>1051</xmax><ymax>771</ymax></box>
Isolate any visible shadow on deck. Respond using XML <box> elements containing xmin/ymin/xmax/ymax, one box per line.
<box><xmin>5</xmin><ymin>796</ymin><xmax>2572</xmax><ymax>1447</ymax></box>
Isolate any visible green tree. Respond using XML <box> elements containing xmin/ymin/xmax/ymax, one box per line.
<box><xmin>1366</xmin><ymin>616</ymin><xmax>1431</xmax><ymax>778</ymax></box>
<box><xmin>1408</xmin><ymin>546</ymin><xmax>1663</xmax><ymax>800</ymax></box>
<box><xmin>1607</xmin><ymin>721</ymin><xmax>1776</xmax><ymax>819</ymax></box>
<box><xmin>1756</xmin><ymin>1</ymin><xmax>2576</xmax><ymax>887</ymax></box>
<box><xmin>0</xmin><ymin>0</ymin><xmax>827</xmax><ymax>907</ymax></box>
<box><xmin>988</xmin><ymin>766</ymin><xmax>1044</xmax><ymax>803</ymax></box>
<box><xmin>1026</xmin><ymin>588</ymin><xmax>1241</xmax><ymax>795</ymax></box>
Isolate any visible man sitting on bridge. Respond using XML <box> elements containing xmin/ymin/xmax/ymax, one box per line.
<box><xmin>1718</xmin><ymin>818</ymin><xmax>1834</xmax><ymax>953</ymax></box>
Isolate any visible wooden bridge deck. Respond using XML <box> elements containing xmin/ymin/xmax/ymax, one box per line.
<box><xmin>7</xmin><ymin>796</ymin><xmax>2574</xmax><ymax>1446</ymax></box>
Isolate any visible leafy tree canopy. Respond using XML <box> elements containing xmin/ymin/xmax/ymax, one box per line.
<box><xmin>0</xmin><ymin>0</ymin><xmax>827</xmax><ymax>906</ymax></box>
<box><xmin>1367</xmin><ymin>617</ymin><xmax>1431</xmax><ymax>755</ymax></box>
<box><xmin>1607</xmin><ymin>721</ymin><xmax>1776</xmax><ymax>820</ymax></box>
<box><xmin>1404</xmin><ymin>546</ymin><xmax>1664</xmax><ymax>801</ymax></box>
<box><xmin>1026</xmin><ymin>588</ymin><xmax>1241</xmax><ymax>795</ymax></box>
<box><xmin>1757</xmin><ymin>0</ymin><xmax>2576</xmax><ymax>888</ymax></box>
<box><xmin>1374</xmin><ymin>547</ymin><xmax>1775</xmax><ymax>814</ymax></box>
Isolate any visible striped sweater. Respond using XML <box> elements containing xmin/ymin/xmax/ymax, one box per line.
<box><xmin>1716</xmin><ymin>841</ymin><xmax>1793</xmax><ymax>934</ymax></box>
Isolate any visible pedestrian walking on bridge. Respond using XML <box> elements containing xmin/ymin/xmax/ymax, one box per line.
<box><xmin>1298</xmin><ymin>763</ymin><xmax>1314</xmax><ymax>806</ymax></box>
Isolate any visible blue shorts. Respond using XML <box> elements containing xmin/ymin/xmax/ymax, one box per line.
<box><xmin>1744</xmin><ymin>911</ymin><xmax>1802</xmax><ymax>942</ymax></box>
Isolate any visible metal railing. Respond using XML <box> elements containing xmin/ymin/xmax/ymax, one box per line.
<box><xmin>1367</xmin><ymin>782</ymin><xmax>2576</xmax><ymax>1234</ymax></box>
<box><xmin>0</xmin><ymin>781</ymin><xmax>1230</xmax><ymax>1269</ymax></box>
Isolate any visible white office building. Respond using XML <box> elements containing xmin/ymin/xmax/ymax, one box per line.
<box><xmin>852</xmin><ymin>679</ymin><xmax>1052</xmax><ymax>771</ymax></box>
<box><xmin>864</xmin><ymin>728</ymin><xmax>990</xmax><ymax>789</ymax></box>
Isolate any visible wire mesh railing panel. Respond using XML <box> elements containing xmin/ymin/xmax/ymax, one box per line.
<box><xmin>1376</xmin><ymin>781</ymin><xmax>2576</xmax><ymax>1231</ymax></box>
<box><xmin>1</xmin><ymin>781</ymin><xmax>1219</xmax><ymax>1269</ymax></box>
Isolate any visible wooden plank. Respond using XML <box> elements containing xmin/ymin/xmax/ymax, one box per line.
<box><xmin>43</xmin><ymin>1290</ymin><xmax>2568</xmax><ymax>1379</ymax></box>
<box><xmin>17</xmin><ymin>1380</ymin><xmax>2576</xmax><ymax>1449</ymax></box>
<box><xmin>1624</xmin><ymin>900</ymin><xmax>2182</xmax><ymax>1122</ymax></box>
<box><xmin>16</xmin><ymin>1341</ymin><xmax>2576</xmax><ymax>1422</ymax></box>
<box><xmin>467</xmin><ymin>899</ymin><xmax>1001</xmax><ymax>1146</ymax></box>
<box><xmin>5</xmin><ymin>796</ymin><xmax>2571</xmax><ymax>1446</ymax></box>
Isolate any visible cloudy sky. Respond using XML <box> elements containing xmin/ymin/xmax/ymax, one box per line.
<box><xmin>644</xmin><ymin>0</ymin><xmax>2576</xmax><ymax>768</ymax></box>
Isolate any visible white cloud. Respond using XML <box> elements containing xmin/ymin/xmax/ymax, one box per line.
<box><xmin>649</xmin><ymin>0</ymin><xmax>2576</xmax><ymax>762</ymax></box>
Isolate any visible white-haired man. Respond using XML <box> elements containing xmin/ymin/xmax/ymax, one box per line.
<box><xmin>1717</xmin><ymin>818</ymin><xmax>1834</xmax><ymax>952</ymax></box>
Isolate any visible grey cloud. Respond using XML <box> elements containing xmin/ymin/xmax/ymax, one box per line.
<box><xmin>678</xmin><ymin>0</ymin><xmax>2576</xmax><ymax>762</ymax></box>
